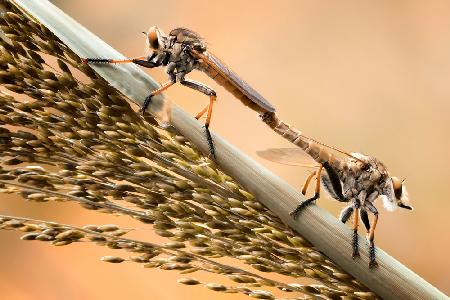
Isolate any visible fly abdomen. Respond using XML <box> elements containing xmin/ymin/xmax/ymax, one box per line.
<box><xmin>261</xmin><ymin>112</ymin><xmax>333</xmax><ymax>165</ymax></box>
<box><xmin>262</xmin><ymin>112</ymin><xmax>347</xmax><ymax>170</ymax></box>
<box><xmin>194</xmin><ymin>51</ymin><xmax>276</xmax><ymax>114</ymax></box>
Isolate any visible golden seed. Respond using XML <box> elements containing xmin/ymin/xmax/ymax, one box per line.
<box><xmin>21</xmin><ymin>233</ymin><xmax>39</xmax><ymax>240</ymax></box>
<box><xmin>249</xmin><ymin>290</ymin><xmax>274</xmax><ymax>299</ymax></box>
<box><xmin>143</xmin><ymin>261</ymin><xmax>162</xmax><ymax>268</ymax></box>
<box><xmin>163</xmin><ymin>242</ymin><xmax>185</xmax><ymax>249</ymax></box>
<box><xmin>35</xmin><ymin>234</ymin><xmax>54</xmax><ymax>241</ymax></box>
<box><xmin>101</xmin><ymin>256</ymin><xmax>125</xmax><ymax>263</ymax></box>
<box><xmin>52</xmin><ymin>240</ymin><xmax>73</xmax><ymax>246</ymax></box>
<box><xmin>55</xmin><ymin>230</ymin><xmax>85</xmax><ymax>240</ymax></box>
<box><xmin>230</xmin><ymin>207</ymin><xmax>252</xmax><ymax>216</ymax></box>
<box><xmin>177</xmin><ymin>278</ymin><xmax>200</xmax><ymax>285</ymax></box>
<box><xmin>98</xmin><ymin>224</ymin><xmax>119</xmax><ymax>232</ymax></box>
<box><xmin>205</xmin><ymin>283</ymin><xmax>227</xmax><ymax>292</ymax></box>
<box><xmin>333</xmin><ymin>272</ymin><xmax>352</xmax><ymax>280</ymax></box>
<box><xmin>227</xmin><ymin>275</ymin><xmax>257</xmax><ymax>284</ymax></box>
<box><xmin>354</xmin><ymin>291</ymin><xmax>378</xmax><ymax>299</ymax></box>
<box><xmin>179</xmin><ymin>267</ymin><xmax>199</xmax><ymax>274</ymax></box>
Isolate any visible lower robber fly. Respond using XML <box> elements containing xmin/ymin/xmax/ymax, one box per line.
<box><xmin>83</xmin><ymin>26</ymin><xmax>276</xmax><ymax>158</ymax></box>
<box><xmin>258</xmin><ymin>112</ymin><xmax>413</xmax><ymax>268</ymax></box>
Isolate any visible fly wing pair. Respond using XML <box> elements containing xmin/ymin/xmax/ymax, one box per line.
<box><xmin>191</xmin><ymin>50</ymin><xmax>276</xmax><ymax>114</ymax></box>
<box><xmin>256</xmin><ymin>148</ymin><xmax>321</xmax><ymax>169</ymax></box>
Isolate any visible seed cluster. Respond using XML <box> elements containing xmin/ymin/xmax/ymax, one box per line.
<box><xmin>0</xmin><ymin>2</ymin><xmax>378</xmax><ymax>299</ymax></box>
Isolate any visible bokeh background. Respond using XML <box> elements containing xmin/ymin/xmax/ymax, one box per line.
<box><xmin>1</xmin><ymin>0</ymin><xmax>449</xmax><ymax>299</ymax></box>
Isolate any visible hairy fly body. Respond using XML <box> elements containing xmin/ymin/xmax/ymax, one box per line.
<box><xmin>258</xmin><ymin>112</ymin><xmax>413</xmax><ymax>268</ymax></box>
<box><xmin>83</xmin><ymin>26</ymin><xmax>275</xmax><ymax>158</ymax></box>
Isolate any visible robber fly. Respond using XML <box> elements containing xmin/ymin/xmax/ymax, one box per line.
<box><xmin>258</xmin><ymin>112</ymin><xmax>413</xmax><ymax>268</ymax></box>
<box><xmin>83</xmin><ymin>27</ymin><xmax>276</xmax><ymax>157</ymax></box>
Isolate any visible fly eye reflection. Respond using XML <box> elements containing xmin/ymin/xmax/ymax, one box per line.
<box><xmin>391</xmin><ymin>176</ymin><xmax>402</xmax><ymax>199</ymax></box>
<box><xmin>148</xmin><ymin>30</ymin><xmax>160</xmax><ymax>50</ymax></box>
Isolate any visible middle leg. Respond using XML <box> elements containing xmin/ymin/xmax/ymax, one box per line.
<box><xmin>180</xmin><ymin>78</ymin><xmax>217</xmax><ymax>158</ymax></box>
<box><xmin>352</xmin><ymin>200</ymin><xmax>361</xmax><ymax>258</ymax></box>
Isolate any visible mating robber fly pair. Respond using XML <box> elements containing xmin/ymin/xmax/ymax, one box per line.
<box><xmin>83</xmin><ymin>26</ymin><xmax>413</xmax><ymax>268</ymax></box>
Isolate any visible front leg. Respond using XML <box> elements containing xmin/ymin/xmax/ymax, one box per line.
<box><xmin>340</xmin><ymin>204</ymin><xmax>361</xmax><ymax>257</ymax></box>
<box><xmin>83</xmin><ymin>56</ymin><xmax>144</xmax><ymax>64</ymax></box>
<box><xmin>365</xmin><ymin>202</ymin><xmax>379</xmax><ymax>268</ymax></box>
<box><xmin>83</xmin><ymin>53</ymin><xmax>161</xmax><ymax>68</ymax></box>
<box><xmin>352</xmin><ymin>200</ymin><xmax>361</xmax><ymax>258</ymax></box>
<box><xmin>180</xmin><ymin>78</ymin><xmax>217</xmax><ymax>158</ymax></box>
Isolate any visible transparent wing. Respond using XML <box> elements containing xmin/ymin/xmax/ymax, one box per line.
<box><xmin>256</xmin><ymin>148</ymin><xmax>320</xmax><ymax>168</ymax></box>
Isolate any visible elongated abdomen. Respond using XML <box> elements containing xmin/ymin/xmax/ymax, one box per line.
<box><xmin>261</xmin><ymin>112</ymin><xmax>343</xmax><ymax>171</ymax></box>
<box><xmin>194</xmin><ymin>51</ymin><xmax>276</xmax><ymax>114</ymax></box>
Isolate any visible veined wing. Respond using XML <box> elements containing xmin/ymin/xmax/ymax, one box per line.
<box><xmin>192</xmin><ymin>50</ymin><xmax>276</xmax><ymax>114</ymax></box>
<box><xmin>257</xmin><ymin>148</ymin><xmax>320</xmax><ymax>168</ymax></box>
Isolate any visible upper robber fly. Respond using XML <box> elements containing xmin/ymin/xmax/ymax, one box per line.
<box><xmin>83</xmin><ymin>26</ymin><xmax>276</xmax><ymax>158</ymax></box>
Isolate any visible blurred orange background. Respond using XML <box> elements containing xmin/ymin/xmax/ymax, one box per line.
<box><xmin>1</xmin><ymin>0</ymin><xmax>449</xmax><ymax>299</ymax></box>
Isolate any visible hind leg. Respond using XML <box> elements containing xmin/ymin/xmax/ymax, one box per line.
<box><xmin>290</xmin><ymin>166</ymin><xmax>323</xmax><ymax>219</ymax></box>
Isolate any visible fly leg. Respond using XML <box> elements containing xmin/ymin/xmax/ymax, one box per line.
<box><xmin>180</xmin><ymin>78</ymin><xmax>217</xmax><ymax>158</ymax></box>
<box><xmin>82</xmin><ymin>56</ymin><xmax>161</xmax><ymax>68</ymax></box>
<box><xmin>340</xmin><ymin>204</ymin><xmax>363</xmax><ymax>260</ymax></box>
<box><xmin>360</xmin><ymin>209</ymin><xmax>371</xmax><ymax>237</ymax></box>
<box><xmin>290</xmin><ymin>165</ymin><xmax>323</xmax><ymax>219</ymax></box>
<box><xmin>339</xmin><ymin>205</ymin><xmax>354</xmax><ymax>224</ymax></box>
<box><xmin>301</xmin><ymin>171</ymin><xmax>316</xmax><ymax>195</ymax></box>
<box><xmin>82</xmin><ymin>55</ymin><xmax>168</xmax><ymax>114</ymax></box>
<box><xmin>83</xmin><ymin>52</ymin><xmax>161</xmax><ymax>67</ymax></box>
<box><xmin>195</xmin><ymin>104</ymin><xmax>209</xmax><ymax>120</ymax></box>
<box><xmin>82</xmin><ymin>56</ymin><xmax>145</xmax><ymax>64</ymax></box>
<box><xmin>141</xmin><ymin>79</ymin><xmax>175</xmax><ymax>114</ymax></box>
<box><xmin>365</xmin><ymin>202</ymin><xmax>379</xmax><ymax>268</ymax></box>
<box><xmin>352</xmin><ymin>200</ymin><xmax>361</xmax><ymax>258</ymax></box>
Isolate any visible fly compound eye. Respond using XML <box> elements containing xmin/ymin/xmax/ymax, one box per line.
<box><xmin>148</xmin><ymin>26</ymin><xmax>161</xmax><ymax>50</ymax></box>
<box><xmin>391</xmin><ymin>176</ymin><xmax>402</xmax><ymax>199</ymax></box>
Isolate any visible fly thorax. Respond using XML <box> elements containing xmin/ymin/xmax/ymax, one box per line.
<box><xmin>170</xmin><ymin>43</ymin><xmax>184</xmax><ymax>58</ymax></box>
<box><xmin>341</xmin><ymin>170</ymin><xmax>357</xmax><ymax>198</ymax></box>
<box><xmin>357</xmin><ymin>190</ymin><xmax>367</xmax><ymax>203</ymax></box>
<box><xmin>342</xmin><ymin>154</ymin><xmax>383</xmax><ymax>200</ymax></box>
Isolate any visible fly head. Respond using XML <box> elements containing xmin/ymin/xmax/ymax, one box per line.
<box><xmin>144</xmin><ymin>26</ymin><xmax>169</xmax><ymax>52</ymax></box>
<box><xmin>380</xmin><ymin>175</ymin><xmax>413</xmax><ymax>211</ymax></box>
<box><xmin>391</xmin><ymin>176</ymin><xmax>413</xmax><ymax>210</ymax></box>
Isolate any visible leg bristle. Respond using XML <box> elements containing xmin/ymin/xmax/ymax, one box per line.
<box><xmin>369</xmin><ymin>241</ymin><xmax>378</xmax><ymax>268</ymax></box>
<box><xmin>140</xmin><ymin>95</ymin><xmax>152</xmax><ymax>115</ymax></box>
<box><xmin>83</xmin><ymin>58</ymin><xmax>112</xmax><ymax>64</ymax></box>
<box><xmin>352</xmin><ymin>230</ymin><xmax>360</xmax><ymax>258</ymax></box>
<box><xmin>289</xmin><ymin>196</ymin><xmax>317</xmax><ymax>219</ymax></box>
<box><xmin>204</xmin><ymin>125</ymin><xmax>216</xmax><ymax>159</ymax></box>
